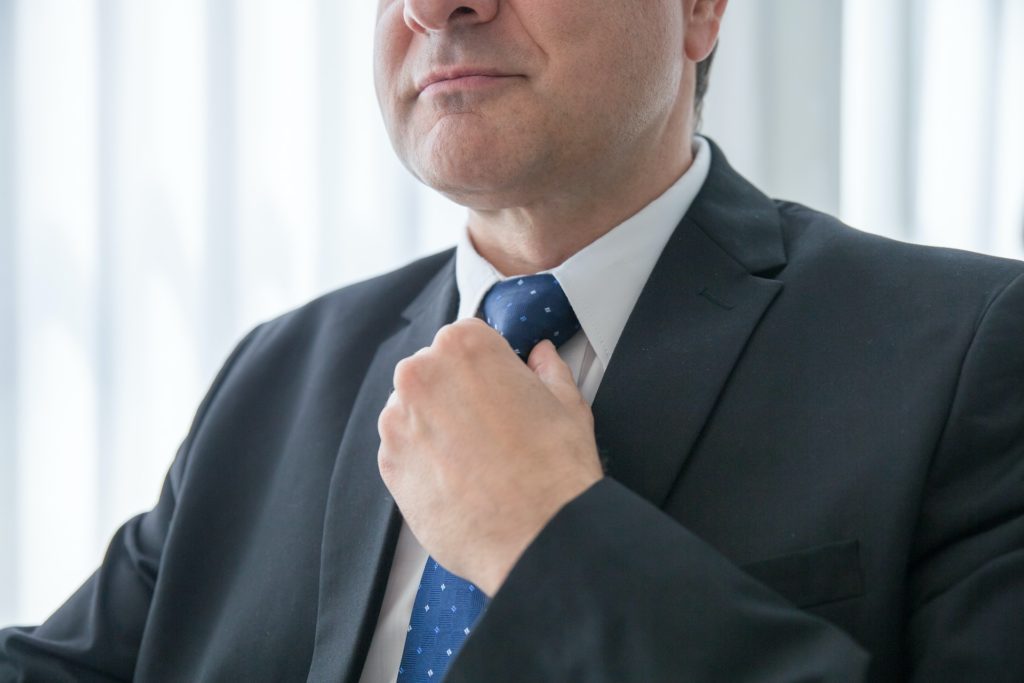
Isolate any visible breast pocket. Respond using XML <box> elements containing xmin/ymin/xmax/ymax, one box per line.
<box><xmin>739</xmin><ymin>539</ymin><xmax>865</xmax><ymax>609</ymax></box>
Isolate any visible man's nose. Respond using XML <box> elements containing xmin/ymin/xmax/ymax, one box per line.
<box><xmin>403</xmin><ymin>0</ymin><xmax>499</xmax><ymax>34</ymax></box>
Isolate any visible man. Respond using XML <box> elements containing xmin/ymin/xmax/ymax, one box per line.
<box><xmin>2</xmin><ymin>0</ymin><xmax>1022</xmax><ymax>680</ymax></box>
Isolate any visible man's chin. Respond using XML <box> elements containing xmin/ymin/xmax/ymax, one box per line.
<box><xmin>426</xmin><ymin>181</ymin><xmax>518</xmax><ymax>212</ymax></box>
<box><xmin>413</xmin><ymin>148</ymin><xmax>535</xmax><ymax>209</ymax></box>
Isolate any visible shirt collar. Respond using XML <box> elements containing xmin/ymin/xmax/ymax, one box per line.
<box><xmin>455</xmin><ymin>135</ymin><xmax>712</xmax><ymax>367</ymax></box>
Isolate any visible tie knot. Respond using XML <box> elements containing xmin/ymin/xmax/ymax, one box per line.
<box><xmin>480</xmin><ymin>274</ymin><xmax>581</xmax><ymax>360</ymax></box>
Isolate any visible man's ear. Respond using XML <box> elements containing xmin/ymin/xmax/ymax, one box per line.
<box><xmin>684</xmin><ymin>0</ymin><xmax>728</xmax><ymax>62</ymax></box>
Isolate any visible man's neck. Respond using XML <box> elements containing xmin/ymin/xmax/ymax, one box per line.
<box><xmin>466</xmin><ymin>139</ymin><xmax>695</xmax><ymax>276</ymax></box>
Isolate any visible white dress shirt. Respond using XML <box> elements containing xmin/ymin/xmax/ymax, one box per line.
<box><xmin>357</xmin><ymin>136</ymin><xmax>712</xmax><ymax>683</ymax></box>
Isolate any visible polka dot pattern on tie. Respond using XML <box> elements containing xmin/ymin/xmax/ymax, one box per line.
<box><xmin>396</xmin><ymin>560</ymin><xmax>486</xmax><ymax>682</ymax></box>
<box><xmin>480</xmin><ymin>273</ymin><xmax>582</xmax><ymax>360</ymax></box>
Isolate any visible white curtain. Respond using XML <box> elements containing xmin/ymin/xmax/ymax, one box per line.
<box><xmin>1</xmin><ymin>0</ymin><xmax>1022</xmax><ymax>627</ymax></box>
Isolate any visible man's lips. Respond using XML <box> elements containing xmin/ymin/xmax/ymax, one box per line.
<box><xmin>417</xmin><ymin>68</ymin><xmax>521</xmax><ymax>95</ymax></box>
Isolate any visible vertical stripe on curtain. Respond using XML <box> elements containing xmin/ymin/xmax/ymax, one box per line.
<box><xmin>703</xmin><ymin>0</ymin><xmax>844</xmax><ymax>218</ymax></box>
<box><xmin>991</xmin><ymin>0</ymin><xmax>1024</xmax><ymax>261</ymax></box>
<box><xmin>11</xmin><ymin>0</ymin><xmax>102</xmax><ymax>625</ymax></box>
<box><xmin>840</xmin><ymin>0</ymin><xmax>917</xmax><ymax>240</ymax></box>
<box><xmin>0</xmin><ymin>0</ymin><xmax>17</xmax><ymax>625</ymax></box>
<box><xmin>914</xmin><ymin>0</ymin><xmax>1002</xmax><ymax>251</ymax></box>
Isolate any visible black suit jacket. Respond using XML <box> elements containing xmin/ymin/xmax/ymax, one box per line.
<box><xmin>3</xmin><ymin>142</ymin><xmax>1023</xmax><ymax>682</ymax></box>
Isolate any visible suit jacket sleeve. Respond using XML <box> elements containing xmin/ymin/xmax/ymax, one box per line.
<box><xmin>446</xmin><ymin>273</ymin><xmax>1024</xmax><ymax>683</ymax></box>
<box><xmin>0</xmin><ymin>327</ymin><xmax>262</xmax><ymax>683</ymax></box>
<box><xmin>446</xmin><ymin>478</ymin><xmax>870</xmax><ymax>682</ymax></box>
<box><xmin>907</xmin><ymin>271</ymin><xmax>1024</xmax><ymax>680</ymax></box>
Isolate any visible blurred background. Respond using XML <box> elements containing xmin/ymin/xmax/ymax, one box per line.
<box><xmin>1</xmin><ymin>0</ymin><xmax>1022</xmax><ymax>627</ymax></box>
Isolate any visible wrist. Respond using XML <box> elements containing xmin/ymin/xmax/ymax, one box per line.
<box><xmin>477</xmin><ymin>474</ymin><xmax>604</xmax><ymax>596</ymax></box>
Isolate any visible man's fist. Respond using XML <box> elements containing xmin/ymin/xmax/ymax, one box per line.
<box><xmin>377</xmin><ymin>318</ymin><xmax>604</xmax><ymax>596</ymax></box>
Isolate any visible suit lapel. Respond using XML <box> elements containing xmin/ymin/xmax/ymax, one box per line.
<box><xmin>306</xmin><ymin>255</ymin><xmax>458</xmax><ymax>683</ymax></box>
<box><xmin>592</xmin><ymin>142</ymin><xmax>788</xmax><ymax>508</ymax></box>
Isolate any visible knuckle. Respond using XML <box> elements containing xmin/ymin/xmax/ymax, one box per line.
<box><xmin>461</xmin><ymin>317</ymin><xmax>491</xmax><ymax>333</ymax></box>
<box><xmin>393</xmin><ymin>355</ymin><xmax>425</xmax><ymax>391</ymax></box>
<box><xmin>434</xmin><ymin>319</ymin><xmax>491</xmax><ymax>354</ymax></box>
<box><xmin>377</xmin><ymin>404</ymin><xmax>394</xmax><ymax>437</ymax></box>
<box><xmin>456</xmin><ymin>319</ymin><xmax>493</xmax><ymax>351</ymax></box>
<box><xmin>377</xmin><ymin>400</ymin><xmax>403</xmax><ymax>440</ymax></box>
<box><xmin>464</xmin><ymin>319</ymin><xmax>494</xmax><ymax>346</ymax></box>
<box><xmin>433</xmin><ymin>323</ymin><xmax>462</xmax><ymax>348</ymax></box>
<box><xmin>377</xmin><ymin>446</ymin><xmax>397</xmax><ymax>481</ymax></box>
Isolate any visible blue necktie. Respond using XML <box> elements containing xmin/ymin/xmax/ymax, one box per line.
<box><xmin>481</xmin><ymin>274</ymin><xmax>582</xmax><ymax>361</ymax></box>
<box><xmin>395</xmin><ymin>273</ymin><xmax>581</xmax><ymax>682</ymax></box>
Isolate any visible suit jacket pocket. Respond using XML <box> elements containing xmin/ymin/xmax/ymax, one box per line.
<box><xmin>739</xmin><ymin>539</ymin><xmax>864</xmax><ymax>609</ymax></box>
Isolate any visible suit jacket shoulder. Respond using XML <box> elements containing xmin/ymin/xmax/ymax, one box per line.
<box><xmin>774</xmin><ymin>199</ymin><xmax>1024</xmax><ymax>308</ymax></box>
<box><xmin>246</xmin><ymin>247</ymin><xmax>456</xmax><ymax>364</ymax></box>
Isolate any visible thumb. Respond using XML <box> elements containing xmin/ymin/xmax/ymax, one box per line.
<box><xmin>527</xmin><ymin>340</ymin><xmax>582</xmax><ymax>408</ymax></box>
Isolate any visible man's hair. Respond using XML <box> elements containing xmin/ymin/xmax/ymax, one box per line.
<box><xmin>693</xmin><ymin>43</ymin><xmax>718</xmax><ymax>129</ymax></box>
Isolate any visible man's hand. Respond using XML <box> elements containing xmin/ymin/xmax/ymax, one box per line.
<box><xmin>377</xmin><ymin>318</ymin><xmax>604</xmax><ymax>596</ymax></box>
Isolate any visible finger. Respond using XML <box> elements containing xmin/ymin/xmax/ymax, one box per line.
<box><xmin>527</xmin><ymin>340</ymin><xmax>582</xmax><ymax>408</ymax></box>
